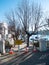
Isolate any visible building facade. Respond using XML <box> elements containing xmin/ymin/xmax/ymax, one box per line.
<box><xmin>0</xmin><ymin>22</ymin><xmax>8</xmax><ymax>39</ymax></box>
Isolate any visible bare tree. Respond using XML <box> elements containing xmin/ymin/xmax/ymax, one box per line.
<box><xmin>15</xmin><ymin>0</ymin><xmax>43</xmax><ymax>47</ymax></box>
<box><xmin>5</xmin><ymin>11</ymin><xmax>16</xmax><ymax>33</ymax></box>
<box><xmin>5</xmin><ymin>11</ymin><xmax>20</xmax><ymax>40</ymax></box>
<box><xmin>15</xmin><ymin>0</ymin><xmax>32</xmax><ymax>47</ymax></box>
<box><xmin>5</xmin><ymin>0</ymin><xmax>48</xmax><ymax>47</ymax></box>
<box><xmin>45</xmin><ymin>18</ymin><xmax>49</xmax><ymax>30</ymax></box>
<box><xmin>31</xmin><ymin>4</ymin><xmax>42</xmax><ymax>32</ymax></box>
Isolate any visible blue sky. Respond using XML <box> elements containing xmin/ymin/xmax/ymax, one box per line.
<box><xmin>0</xmin><ymin>0</ymin><xmax>21</xmax><ymax>21</ymax></box>
<box><xmin>0</xmin><ymin>0</ymin><xmax>49</xmax><ymax>22</ymax></box>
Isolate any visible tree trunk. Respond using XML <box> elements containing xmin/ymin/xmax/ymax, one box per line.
<box><xmin>27</xmin><ymin>35</ymin><xmax>29</xmax><ymax>47</ymax></box>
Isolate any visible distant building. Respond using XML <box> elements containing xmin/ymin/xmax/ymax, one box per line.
<box><xmin>0</xmin><ymin>22</ymin><xmax>8</xmax><ymax>39</ymax></box>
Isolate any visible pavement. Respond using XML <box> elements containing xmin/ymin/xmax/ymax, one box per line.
<box><xmin>0</xmin><ymin>43</ymin><xmax>31</xmax><ymax>65</ymax></box>
<box><xmin>1</xmin><ymin>49</ymin><xmax>49</xmax><ymax>65</ymax></box>
<box><xmin>0</xmin><ymin>50</ymin><xmax>34</xmax><ymax>65</ymax></box>
<box><xmin>11</xmin><ymin>43</ymin><xmax>27</xmax><ymax>52</ymax></box>
<box><xmin>0</xmin><ymin>43</ymin><xmax>49</xmax><ymax>65</ymax></box>
<box><xmin>19</xmin><ymin>49</ymin><xmax>49</xmax><ymax>65</ymax></box>
<box><xmin>0</xmin><ymin>51</ymin><xmax>25</xmax><ymax>64</ymax></box>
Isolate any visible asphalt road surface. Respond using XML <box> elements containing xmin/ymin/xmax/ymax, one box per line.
<box><xmin>19</xmin><ymin>50</ymin><xmax>49</xmax><ymax>65</ymax></box>
<box><xmin>0</xmin><ymin>50</ymin><xmax>34</xmax><ymax>65</ymax></box>
<box><xmin>0</xmin><ymin>49</ymin><xmax>49</xmax><ymax>65</ymax></box>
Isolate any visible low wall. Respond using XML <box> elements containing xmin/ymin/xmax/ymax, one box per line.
<box><xmin>0</xmin><ymin>40</ymin><xmax>5</xmax><ymax>53</ymax></box>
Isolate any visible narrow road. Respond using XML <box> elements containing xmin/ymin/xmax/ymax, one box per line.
<box><xmin>0</xmin><ymin>49</ymin><xmax>49</xmax><ymax>65</ymax></box>
<box><xmin>19</xmin><ymin>50</ymin><xmax>49</xmax><ymax>65</ymax></box>
<box><xmin>0</xmin><ymin>50</ymin><xmax>34</xmax><ymax>65</ymax></box>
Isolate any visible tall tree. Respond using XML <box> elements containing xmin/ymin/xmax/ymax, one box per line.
<box><xmin>15</xmin><ymin>0</ymin><xmax>43</xmax><ymax>47</ymax></box>
<box><xmin>5</xmin><ymin>11</ymin><xmax>20</xmax><ymax>39</ymax></box>
<box><xmin>5</xmin><ymin>0</ymin><xmax>47</xmax><ymax>47</ymax></box>
<box><xmin>15</xmin><ymin>0</ymin><xmax>32</xmax><ymax>47</ymax></box>
<box><xmin>45</xmin><ymin>18</ymin><xmax>49</xmax><ymax>30</ymax></box>
<box><xmin>5</xmin><ymin>11</ymin><xmax>16</xmax><ymax>33</ymax></box>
